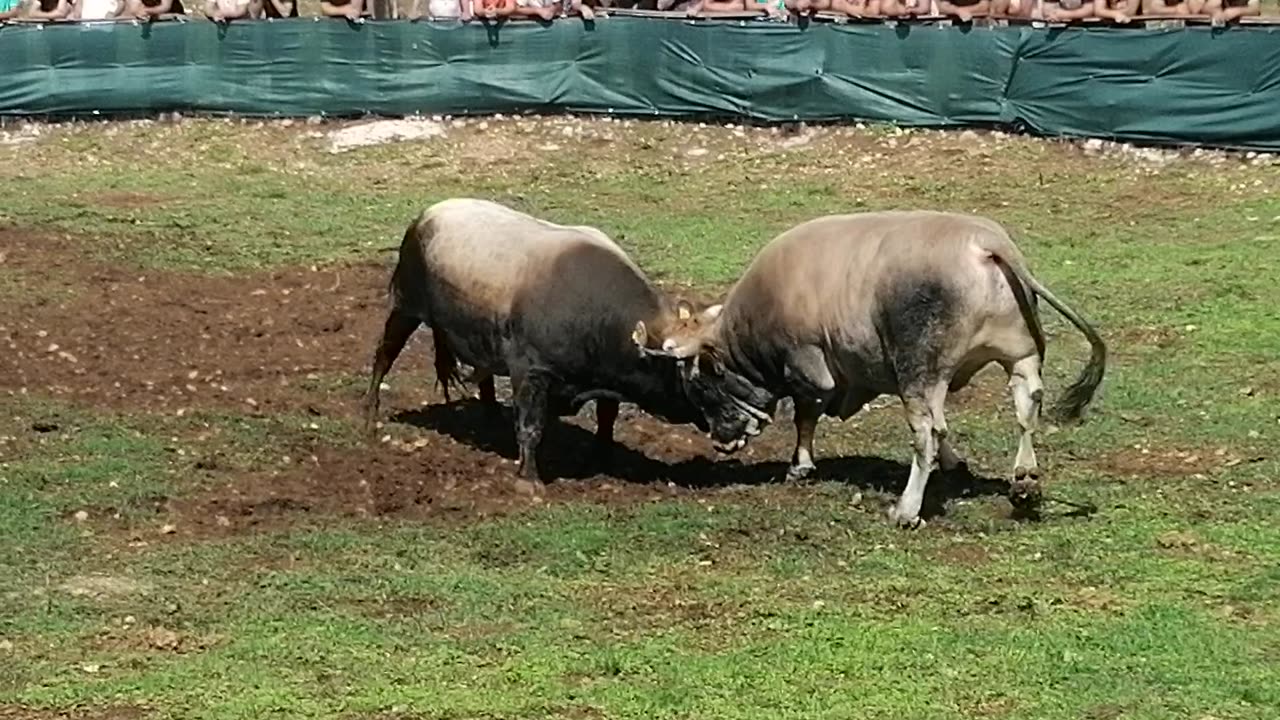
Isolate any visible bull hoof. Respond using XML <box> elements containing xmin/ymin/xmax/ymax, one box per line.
<box><xmin>361</xmin><ymin>412</ymin><xmax>379</xmax><ymax>438</ymax></box>
<box><xmin>1008</xmin><ymin>478</ymin><xmax>1044</xmax><ymax>520</ymax></box>
<box><xmin>785</xmin><ymin>462</ymin><xmax>816</xmax><ymax>482</ymax></box>
<box><xmin>1014</xmin><ymin>465</ymin><xmax>1041</xmax><ymax>481</ymax></box>
<box><xmin>887</xmin><ymin>506</ymin><xmax>925</xmax><ymax>530</ymax></box>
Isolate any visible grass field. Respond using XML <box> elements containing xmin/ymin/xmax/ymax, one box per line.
<box><xmin>1</xmin><ymin>116</ymin><xmax>1278</xmax><ymax>720</ymax></box>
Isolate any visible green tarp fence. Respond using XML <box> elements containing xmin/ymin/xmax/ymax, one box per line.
<box><xmin>1</xmin><ymin>18</ymin><xmax>1278</xmax><ymax>149</ymax></box>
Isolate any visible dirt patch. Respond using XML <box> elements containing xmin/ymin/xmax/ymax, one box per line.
<box><xmin>0</xmin><ymin>226</ymin><xmax>406</xmax><ymax>418</ymax></box>
<box><xmin>57</xmin><ymin>575</ymin><xmax>152</xmax><ymax>600</ymax></box>
<box><xmin>1066</xmin><ymin>586</ymin><xmax>1128</xmax><ymax>614</ymax></box>
<box><xmin>1111</xmin><ymin>324</ymin><xmax>1183</xmax><ymax>353</ymax></box>
<box><xmin>90</xmin><ymin>624</ymin><xmax>220</xmax><ymax>656</ymax></box>
<box><xmin>931</xmin><ymin>542</ymin><xmax>992</xmax><ymax>567</ymax></box>
<box><xmin>1090</xmin><ymin>447</ymin><xmax>1222</xmax><ymax>479</ymax></box>
<box><xmin>1153</xmin><ymin>529</ymin><xmax>1250</xmax><ymax>563</ymax></box>
<box><xmin>146</xmin><ymin>410</ymin><xmax>763</xmax><ymax>540</ymax></box>
<box><xmin>88</xmin><ymin>191</ymin><xmax>166</xmax><ymax>210</ymax></box>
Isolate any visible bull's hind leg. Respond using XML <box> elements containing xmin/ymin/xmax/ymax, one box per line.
<box><xmin>478</xmin><ymin>375</ymin><xmax>498</xmax><ymax>407</ymax></box>
<box><xmin>786</xmin><ymin>397</ymin><xmax>822</xmax><ymax>482</ymax></box>
<box><xmin>364</xmin><ymin>310</ymin><xmax>421</xmax><ymax>434</ymax></box>
<box><xmin>937</xmin><ymin>436</ymin><xmax>965</xmax><ymax>473</ymax></box>
<box><xmin>1006</xmin><ymin>355</ymin><xmax>1045</xmax><ymax>504</ymax></box>
<box><xmin>889</xmin><ymin>381</ymin><xmax>949</xmax><ymax>529</ymax></box>
<box><xmin>470</xmin><ymin>371</ymin><xmax>500</xmax><ymax>418</ymax></box>
<box><xmin>512</xmin><ymin>370</ymin><xmax>552</xmax><ymax>486</ymax></box>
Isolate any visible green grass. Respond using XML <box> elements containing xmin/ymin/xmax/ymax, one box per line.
<box><xmin>1</xmin><ymin>118</ymin><xmax>1279</xmax><ymax>719</ymax></box>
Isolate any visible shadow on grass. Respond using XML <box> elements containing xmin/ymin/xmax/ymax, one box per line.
<box><xmin>391</xmin><ymin>399</ymin><xmax>1034</xmax><ymax>522</ymax></box>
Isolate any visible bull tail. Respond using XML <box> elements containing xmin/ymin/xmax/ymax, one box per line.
<box><xmin>388</xmin><ymin>214</ymin><xmax>467</xmax><ymax>402</ymax></box>
<box><xmin>991</xmin><ymin>253</ymin><xmax>1108</xmax><ymax>423</ymax></box>
<box><xmin>388</xmin><ymin>216</ymin><xmax>430</xmax><ymax>315</ymax></box>
<box><xmin>430</xmin><ymin>329</ymin><xmax>468</xmax><ymax>403</ymax></box>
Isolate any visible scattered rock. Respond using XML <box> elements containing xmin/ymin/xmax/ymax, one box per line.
<box><xmin>73</xmin><ymin>510</ymin><xmax>90</xmax><ymax>523</ymax></box>
<box><xmin>326</xmin><ymin>118</ymin><xmax>446</xmax><ymax>153</ymax></box>
<box><xmin>0</xmin><ymin>124</ymin><xmax>42</xmax><ymax>146</ymax></box>
<box><xmin>685</xmin><ymin>148</ymin><xmax>708</xmax><ymax>158</ymax></box>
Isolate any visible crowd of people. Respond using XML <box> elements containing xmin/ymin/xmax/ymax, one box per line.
<box><xmin>0</xmin><ymin>0</ymin><xmax>1262</xmax><ymax>26</ymax></box>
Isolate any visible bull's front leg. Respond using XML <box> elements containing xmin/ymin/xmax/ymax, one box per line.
<box><xmin>593</xmin><ymin>398</ymin><xmax>620</xmax><ymax>466</ymax></box>
<box><xmin>786</xmin><ymin>397</ymin><xmax>822</xmax><ymax>482</ymax></box>
<box><xmin>782</xmin><ymin>346</ymin><xmax>836</xmax><ymax>482</ymax></box>
<box><xmin>512</xmin><ymin>370</ymin><xmax>552</xmax><ymax>490</ymax></box>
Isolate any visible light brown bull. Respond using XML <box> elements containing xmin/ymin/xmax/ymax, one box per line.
<box><xmin>637</xmin><ymin>211</ymin><xmax>1107</xmax><ymax>527</ymax></box>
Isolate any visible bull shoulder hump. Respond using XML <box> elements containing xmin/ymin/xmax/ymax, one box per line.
<box><xmin>416</xmin><ymin>199</ymin><xmax>645</xmax><ymax>315</ymax></box>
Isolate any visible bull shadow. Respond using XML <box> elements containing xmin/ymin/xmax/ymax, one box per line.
<box><xmin>391</xmin><ymin>399</ymin><xmax>1019</xmax><ymax>520</ymax></box>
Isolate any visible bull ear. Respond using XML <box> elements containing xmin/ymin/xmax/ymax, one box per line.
<box><xmin>703</xmin><ymin>304</ymin><xmax>724</xmax><ymax>321</ymax></box>
<box><xmin>631</xmin><ymin>321</ymin><xmax>649</xmax><ymax>349</ymax></box>
<box><xmin>676</xmin><ymin>300</ymin><xmax>694</xmax><ymax>321</ymax></box>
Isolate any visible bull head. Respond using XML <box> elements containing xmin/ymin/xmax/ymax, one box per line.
<box><xmin>632</xmin><ymin>301</ymin><xmax>722</xmax><ymax>357</ymax></box>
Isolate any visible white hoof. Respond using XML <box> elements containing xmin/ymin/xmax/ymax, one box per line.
<box><xmin>785</xmin><ymin>462</ymin><xmax>815</xmax><ymax>482</ymax></box>
<box><xmin>887</xmin><ymin>505</ymin><xmax>925</xmax><ymax>530</ymax></box>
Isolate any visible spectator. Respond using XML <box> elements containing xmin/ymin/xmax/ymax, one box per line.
<box><xmin>1</xmin><ymin>0</ymin><xmax>24</xmax><ymax>19</ymax></box>
<box><xmin>513</xmin><ymin>0</ymin><xmax>594</xmax><ymax>20</ymax></box>
<box><xmin>123</xmin><ymin>0</ymin><xmax>186</xmax><ymax>16</ymax></box>
<box><xmin>1204</xmin><ymin>0</ymin><xmax>1257</xmax><ymax>21</ymax></box>
<box><xmin>28</xmin><ymin>0</ymin><xmax>74</xmax><ymax>18</ymax></box>
<box><xmin>74</xmin><ymin>0</ymin><xmax>126</xmax><ymax>17</ymax></box>
<box><xmin>204</xmin><ymin>0</ymin><xmax>253</xmax><ymax>19</ymax></box>
<box><xmin>880</xmin><ymin>0</ymin><xmax>931</xmax><ymax>16</ymax></box>
<box><xmin>1039</xmin><ymin>0</ymin><xmax>1096</xmax><ymax>20</ymax></box>
<box><xmin>321</xmin><ymin>0</ymin><xmax>369</xmax><ymax>19</ymax></box>
<box><xmin>829</xmin><ymin>0</ymin><xmax>882</xmax><ymax>16</ymax></box>
<box><xmin>653</xmin><ymin>0</ymin><xmax>713</xmax><ymax>14</ymax></box>
<box><xmin>686</xmin><ymin>0</ymin><xmax>785</xmax><ymax>16</ymax></box>
<box><xmin>472</xmin><ymin>0</ymin><xmax>514</xmax><ymax>17</ymax></box>
<box><xmin>411</xmin><ymin>0</ymin><xmax>471</xmax><ymax>19</ymax></box>
<box><xmin>260</xmin><ymin>0</ymin><xmax>296</xmax><ymax>15</ymax></box>
<box><xmin>991</xmin><ymin>0</ymin><xmax>1031</xmax><ymax>16</ymax></box>
<box><xmin>1092</xmin><ymin>0</ymin><xmax>1137</xmax><ymax>21</ymax></box>
<box><xmin>1141</xmin><ymin>0</ymin><xmax>1190</xmax><ymax>14</ymax></box>
<box><xmin>747</xmin><ymin>0</ymin><xmax>789</xmax><ymax>17</ymax></box>
<box><xmin>936</xmin><ymin>0</ymin><xmax>988</xmax><ymax>20</ymax></box>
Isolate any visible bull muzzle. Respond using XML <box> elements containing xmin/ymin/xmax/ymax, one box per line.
<box><xmin>710</xmin><ymin>398</ymin><xmax>771</xmax><ymax>454</ymax></box>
